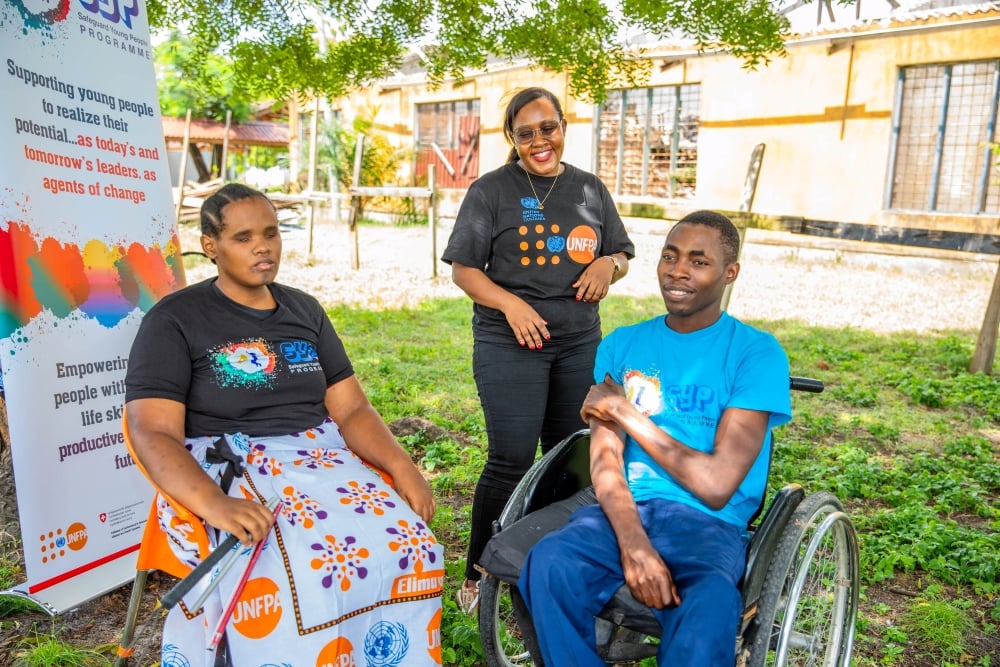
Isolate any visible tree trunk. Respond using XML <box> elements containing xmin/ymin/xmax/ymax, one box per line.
<box><xmin>970</xmin><ymin>259</ymin><xmax>1000</xmax><ymax>374</ymax></box>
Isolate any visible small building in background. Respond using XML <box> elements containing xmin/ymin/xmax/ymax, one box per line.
<box><xmin>161</xmin><ymin>116</ymin><xmax>290</xmax><ymax>187</ymax></box>
<box><xmin>334</xmin><ymin>0</ymin><xmax>1000</xmax><ymax>252</ymax></box>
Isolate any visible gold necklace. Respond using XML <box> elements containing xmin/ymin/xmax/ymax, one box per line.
<box><xmin>525</xmin><ymin>168</ymin><xmax>559</xmax><ymax>210</ymax></box>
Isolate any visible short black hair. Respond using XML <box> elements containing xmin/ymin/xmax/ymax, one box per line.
<box><xmin>502</xmin><ymin>87</ymin><xmax>565</xmax><ymax>163</ymax></box>
<box><xmin>200</xmin><ymin>183</ymin><xmax>274</xmax><ymax>237</ymax></box>
<box><xmin>674</xmin><ymin>210</ymin><xmax>741</xmax><ymax>264</ymax></box>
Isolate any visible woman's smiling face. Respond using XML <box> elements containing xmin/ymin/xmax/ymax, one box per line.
<box><xmin>511</xmin><ymin>96</ymin><xmax>565</xmax><ymax>177</ymax></box>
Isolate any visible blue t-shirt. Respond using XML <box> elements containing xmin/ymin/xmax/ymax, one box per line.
<box><xmin>594</xmin><ymin>312</ymin><xmax>791</xmax><ymax>527</ymax></box>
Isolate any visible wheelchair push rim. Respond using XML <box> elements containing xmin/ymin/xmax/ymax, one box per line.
<box><xmin>744</xmin><ymin>491</ymin><xmax>860</xmax><ymax>667</ymax></box>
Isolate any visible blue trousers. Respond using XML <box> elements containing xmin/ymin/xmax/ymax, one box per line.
<box><xmin>519</xmin><ymin>500</ymin><xmax>747</xmax><ymax>666</ymax></box>
<box><xmin>465</xmin><ymin>336</ymin><xmax>599</xmax><ymax>580</ymax></box>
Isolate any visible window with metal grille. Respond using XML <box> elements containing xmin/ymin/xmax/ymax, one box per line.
<box><xmin>888</xmin><ymin>61</ymin><xmax>1000</xmax><ymax>214</ymax></box>
<box><xmin>415</xmin><ymin>99</ymin><xmax>481</xmax><ymax>187</ymax></box>
<box><xmin>596</xmin><ymin>84</ymin><xmax>701</xmax><ymax>198</ymax></box>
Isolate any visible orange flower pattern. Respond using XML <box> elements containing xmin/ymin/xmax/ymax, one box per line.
<box><xmin>386</xmin><ymin>519</ymin><xmax>439</xmax><ymax>571</ymax></box>
<box><xmin>338</xmin><ymin>480</ymin><xmax>397</xmax><ymax>516</ymax></box>
<box><xmin>310</xmin><ymin>533</ymin><xmax>371</xmax><ymax>591</ymax></box>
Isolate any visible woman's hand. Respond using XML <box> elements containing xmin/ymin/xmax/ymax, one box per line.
<box><xmin>127</xmin><ymin>398</ymin><xmax>275</xmax><ymax>547</ymax></box>
<box><xmin>326</xmin><ymin>377</ymin><xmax>438</xmax><ymax>524</ymax></box>
<box><xmin>392</xmin><ymin>466</ymin><xmax>437</xmax><ymax>524</ymax></box>
<box><xmin>573</xmin><ymin>255</ymin><xmax>617</xmax><ymax>303</ymax></box>
<box><xmin>450</xmin><ymin>263</ymin><xmax>550</xmax><ymax>350</ymax></box>
<box><xmin>503</xmin><ymin>298</ymin><xmax>549</xmax><ymax>350</ymax></box>
<box><xmin>200</xmin><ymin>496</ymin><xmax>277</xmax><ymax>547</ymax></box>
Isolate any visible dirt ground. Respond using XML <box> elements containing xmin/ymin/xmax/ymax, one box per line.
<box><xmin>0</xmin><ymin>214</ymin><xmax>997</xmax><ymax>665</ymax></box>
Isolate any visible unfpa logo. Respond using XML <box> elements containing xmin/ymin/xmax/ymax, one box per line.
<box><xmin>231</xmin><ymin>577</ymin><xmax>282</xmax><ymax>639</ymax></box>
<box><xmin>38</xmin><ymin>521</ymin><xmax>88</xmax><ymax>564</ymax></box>
<box><xmin>518</xmin><ymin>224</ymin><xmax>598</xmax><ymax>266</ymax></box>
<box><xmin>318</xmin><ymin>637</ymin><xmax>356</xmax><ymax>667</ymax></box>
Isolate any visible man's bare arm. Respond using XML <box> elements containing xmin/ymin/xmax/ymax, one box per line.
<box><xmin>590</xmin><ymin>419</ymin><xmax>680</xmax><ymax>609</ymax></box>
<box><xmin>582</xmin><ymin>375</ymin><xmax>770</xmax><ymax>510</ymax></box>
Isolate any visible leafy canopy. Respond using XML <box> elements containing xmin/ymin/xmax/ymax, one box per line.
<box><xmin>155</xmin><ymin>30</ymin><xmax>256</xmax><ymax>121</ymax></box>
<box><xmin>146</xmin><ymin>0</ymin><xmax>793</xmax><ymax>103</ymax></box>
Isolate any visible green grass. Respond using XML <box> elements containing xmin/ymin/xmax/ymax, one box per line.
<box><xmin>899</xmin><ymin>590</ymin><xmax>974</xmax><ymax>663</ymax></box>
<box><xmin>13</xmin><ymin>631</ymin><xmax>109</xmax><ymax>666</ymax></box>
<box><xmin>329</xmin><ymin>296</ymin><xmax>998</xmax><ymax>666</ymax></box>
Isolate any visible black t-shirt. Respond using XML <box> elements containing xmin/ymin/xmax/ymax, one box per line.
<box><xmin>441</xmin><ymin>162</ymin><xmax>635</xmax><ymax>345</ymax></box>
<box><xmin>124</xmin><ymin>279</ymin><xmax>354</xmax><ymax>437</ymax></box>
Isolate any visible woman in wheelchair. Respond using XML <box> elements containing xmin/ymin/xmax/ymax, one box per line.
<box><xmin>519</xmin><ymin>210</ymin><xmax>792</xmax><ymax>665</ymax></box>
<box><xmin>124</xmin><ymin>183</ymin><xmax>442</xmax><ymax>666</ymax></box>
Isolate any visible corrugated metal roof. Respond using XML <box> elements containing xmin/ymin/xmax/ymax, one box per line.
<box><xmin>161</xmin><ymin>117</ymin><xmax>289</xmax><ymax>147</ymax></box>
<box><xmin>786</xmin><ymin>1</ymin><xmax>1000</xmax><ymax>38</ymax></box>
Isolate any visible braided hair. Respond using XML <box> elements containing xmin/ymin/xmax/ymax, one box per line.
<box><xmin>200</xmin><ymin>183</ymin><xmax>275</xmax><ymax>237</ymax></box>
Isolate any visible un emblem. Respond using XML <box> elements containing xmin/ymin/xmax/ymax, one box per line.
<box><xmin>363</xmin><ymin>620</ymin><xmax>410</xmax><ymax>666</ymax></box>
<box><xmin>160</xmin><ymin>644</ymin><xmax>191</xmax><ymax>667</ymax></box>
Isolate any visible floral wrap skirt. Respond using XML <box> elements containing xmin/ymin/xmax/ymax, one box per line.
<box><xmin>157</xmin><ymin>419</ymin><xmax>443</xmax><ymax>667</ymax></box>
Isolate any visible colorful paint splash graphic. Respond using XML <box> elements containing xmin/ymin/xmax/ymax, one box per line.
<box><xmin>6</xmin><ymin>0</ymin><xmax>71</xmax><ymax>28</ymax></box>
<box><xmin>0</xmin><ymin>221</ymin><xmax>185</xmax><ymax>338</ymax></box>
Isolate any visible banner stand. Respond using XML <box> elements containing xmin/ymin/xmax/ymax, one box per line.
<box><xmin>1</xmin><ymin>0</ymin><xmax>182</xmax><ymax>614</ymax></box>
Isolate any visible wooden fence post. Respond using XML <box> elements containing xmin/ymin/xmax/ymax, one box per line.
<box><xmin>428</xmin><ymin>164</ymin><xmax>437</xmax><ymax>278</ymax></box>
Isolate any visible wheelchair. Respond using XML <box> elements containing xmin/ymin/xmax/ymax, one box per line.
<box><xmin>476</xmin><ymin>377</ymin><xmax>860</xmax><ymax>667</ymax></box>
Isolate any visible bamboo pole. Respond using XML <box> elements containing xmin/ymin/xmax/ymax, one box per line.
<box><xmin>348</xmin><ymin>135</ymin><xmax>365</xmax><ymax>270</ymax></box>
<box><xmin>428</xmin><ymin>164</ymin><xmax>437</xmax><ymax>278</ymax></box>
<box><xmin>221</xmin><ymin>109</ymin><xmax>231</xmax><ymax>179</ymax></box>
<box><xmin>307</xmin><ymin>96</ymin><xmax>320</xmax><ymax>257</ymax></box>
<box><xmin>173</xmin><ymin>109</ymin><xmax>192</xmax><ymax>225</ymax></box>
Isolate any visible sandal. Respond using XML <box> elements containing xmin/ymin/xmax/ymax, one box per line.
<box><xmin>456</xmin><ymin>580</ymin><xmax>480</xmax><ymax>615</ymax></box>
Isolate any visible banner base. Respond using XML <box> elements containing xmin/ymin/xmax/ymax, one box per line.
<box><xmin>2</xmin><ymin>549</ymin><xmax>140</xmax><ymax>615</ymax></box>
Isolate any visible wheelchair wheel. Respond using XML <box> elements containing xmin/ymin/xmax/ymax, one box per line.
<box><xmin>745</xmin><ymin>492</ymin><xmax>859</xmax><ymax>667</ymax></box>
<box><xmin>479</xmin><ymin>573</ymin><xmax>539</xmax><ymax>667</ymax></box>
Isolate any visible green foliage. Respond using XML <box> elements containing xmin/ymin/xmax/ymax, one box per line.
<box><xmin>146</xmin><ymin>0</ymin><xmax>808</xmax><ymax>103</ymax></box>
<box><xmin>313</xmin><ymin>112</ymin><xmax>408</xmax><ymax>191</ymax></box>
<box><xmin>762</xmin><ymin>322</ymin><xmax>1000</xmax><ymax>598</ymax></box>
<box><xmin>154</xmin><ymin>31</ymin><xmax>256</xmax><ymax>121</ymax></box>
<box><xmin>0</xmin><ymin>535</ymin><xmax>42</xmax><ymax>617</ymax></box>
<box><xmin>327</xmin><ymin>299</ymin><xmax>480</xmax><ymax>429</ymax></box>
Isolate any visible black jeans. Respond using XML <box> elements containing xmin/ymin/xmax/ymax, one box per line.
<box><xmin>465</xmin><ymin>335</ymin><xmax>600</xmax><ymax>580</ymax></box>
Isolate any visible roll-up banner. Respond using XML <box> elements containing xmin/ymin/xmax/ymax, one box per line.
<box><xmin>1</xmin><ymin>0</ymin><xmax>183</xmax><ymax>613</ymax></box>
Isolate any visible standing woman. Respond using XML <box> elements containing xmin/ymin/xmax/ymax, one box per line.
<box><xmin>442</xmin><ymin>86</ymin><xmax>635</xmax><ymax>611</ymax></box>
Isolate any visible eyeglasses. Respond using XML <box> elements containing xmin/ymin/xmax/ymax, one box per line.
<box><xmin>511</xmin><ymin>120</ymin><xmax>563</xmax><ymax>145</ymax></box>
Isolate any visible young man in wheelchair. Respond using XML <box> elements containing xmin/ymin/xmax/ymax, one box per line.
<box><xmin>519</xmin><ymin>210</ymin><xmax>792</xmax><ymax>665</ymax></box>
